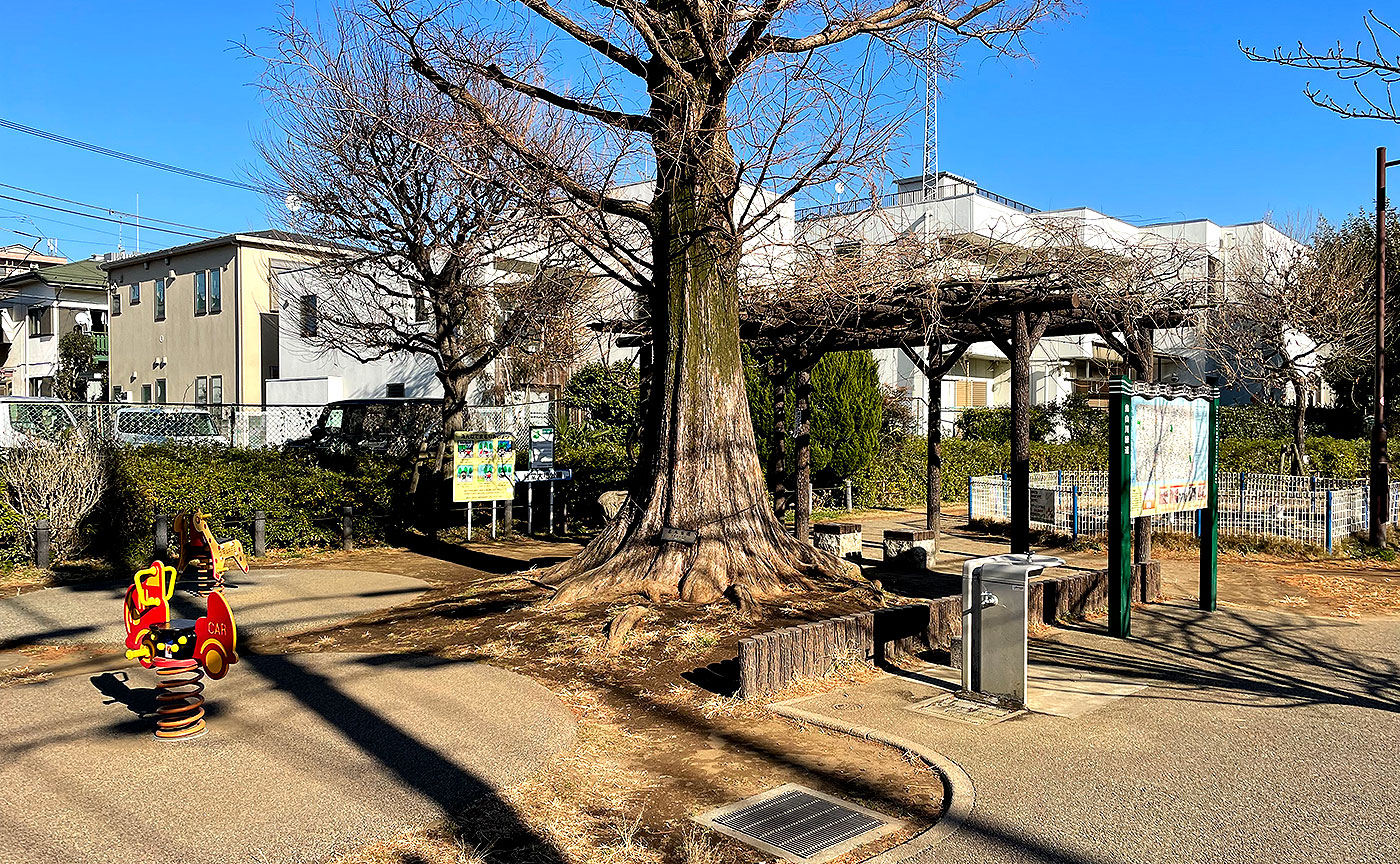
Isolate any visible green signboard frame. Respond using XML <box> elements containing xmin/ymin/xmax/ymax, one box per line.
<box><xmin>1108</xmin><ymin>378</ymin><xmax>1219</xmax><ymax>637</ymax></box>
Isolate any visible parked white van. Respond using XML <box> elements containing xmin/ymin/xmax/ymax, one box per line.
<box><xmin>115</xmin><ymin>406</ymin><xmax>228</xmax><ymax>447</ymax></box>
<box><xmin>0</xmin><ymin>397</ymin><xmax>80</xmax><ymax>448</ymax></box>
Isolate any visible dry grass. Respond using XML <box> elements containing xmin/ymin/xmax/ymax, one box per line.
<box><xmin>1271</xmin><ymin>571</ymin><xmax>1400</xmax><ymax>617</ymax></box>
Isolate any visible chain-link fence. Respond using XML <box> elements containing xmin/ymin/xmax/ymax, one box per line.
<box><xmin>968</xmin><ymin>470</ymin><xmax>1400</xmax><ymax>552</ymax></box>
<box><xmin>0</xmin><ymin>399</ymin><xmax>560</xmax><ymax>452</ymax></box>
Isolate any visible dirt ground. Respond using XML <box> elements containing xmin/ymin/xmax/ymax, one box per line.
<box><xmin>6</xmin><ymin>513</ymin><xmax>1400</xmax><ymax>864</ymax></box>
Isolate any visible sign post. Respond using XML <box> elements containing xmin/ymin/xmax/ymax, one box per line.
<box><xmin>1108</xmin><ymin>377</ymin><xmax>1219</xmax><ymax>637</ymax></box>
<box><xmin>452</xmin><ymin>432</ymin><xmax>516</xmax><ymax>541</ymax></box>
<box><xmin>1201</xmin><ymin>386</ymin><xmax>1220</xmax><ymax>611</ymax></box>
<box><xmin>1108</xmin><ymin>379</ymin><xmax>1133</xmax><ymax>638</ymax></box>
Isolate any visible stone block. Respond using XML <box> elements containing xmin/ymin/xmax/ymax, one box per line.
<box><xmin>812</xmin><ymin>522</ymin><xmax>862</xmax><ymax>558</ymax></box>
<box><xmin>882</xmin><ymin>528</ymin><xmax>937</xmax><ymax>571</ymax></box>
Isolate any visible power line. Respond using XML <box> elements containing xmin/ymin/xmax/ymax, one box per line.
<box><xmin>0</xmin><ymin>182</ymin><xmax>228</xmax><ymax>234</ymax></box>
<box><xmin>0</xmin><ymin>116</ymin><xmax>272</xmax><ymax>194</ymax></box>
<box><xmin>0</xmin><ymin>193</ymin><xmax>211</xmax><ymax>240</ymax></box>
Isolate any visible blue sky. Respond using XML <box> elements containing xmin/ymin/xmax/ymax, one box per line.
<box><xmin>0</xmin><ymin>1</ymin><xmax>1393</xmax><ymax>262</ymax></box>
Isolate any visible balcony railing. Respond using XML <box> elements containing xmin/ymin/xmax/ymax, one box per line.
<box><xmin>91</xmin><ymin>331</ymin><xmax>108</xmax><ymax>359</ymax></box>
<box><xmin>795</xmin><ymin>186</ymin><xmax>1039</xmax><ymax>221</ymax></box>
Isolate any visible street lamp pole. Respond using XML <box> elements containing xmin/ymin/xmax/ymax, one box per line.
<box><xmin>1372</xmin><ymin>146</ymin><xmax>1399</xmax><ymax>546</ymax></box>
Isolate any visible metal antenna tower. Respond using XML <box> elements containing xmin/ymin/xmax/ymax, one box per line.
<box><xmin>921</xmin><ymin>23</ymin><xmax>939</xmax><ymax>205</ymax></box>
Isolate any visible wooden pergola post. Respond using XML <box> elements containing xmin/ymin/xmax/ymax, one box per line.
<box><xmin>794</xmin><ymin>365</ymin><xmax>814</xmax><ymax>543</ymax></box>
<box><xmin>1010</xmin><ymin>312</ymin><xmax>1032</xmax><ymax>554</ymax></box>
<box><xmin>901</xmin><ymin>341</ymin><xmax>969</xmax><ymax>562</ymax></box>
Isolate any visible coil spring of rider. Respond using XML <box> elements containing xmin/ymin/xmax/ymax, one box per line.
<box><xmin>153</xmin><ymin>659</ymin><xmax>206</xmax><ymax>740</ymax></box>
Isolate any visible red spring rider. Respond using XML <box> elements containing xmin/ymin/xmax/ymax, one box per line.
<box><xmin>123</xmin><ymin>560</ymin><xmax>238</xmax><ymax>740</ymax></box>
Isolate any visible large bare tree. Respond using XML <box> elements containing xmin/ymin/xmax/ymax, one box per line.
<box><xmin>253</xmin><ymin>12</ymin><xmax>593</xmax><ymax>441</ymax></box>
<box><xmin>1200</xmin><ymin>220</ymin><xmax>1372</xmax><ymax>473</ymax></box>
<box><xmin>346</xmin><ymin>0</ymin><xmax>1063</xmax><ymax>606</ymax></box>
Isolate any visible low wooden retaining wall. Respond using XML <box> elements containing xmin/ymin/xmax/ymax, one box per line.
<box><xmin>737</xmin><ymin>565</ymin><xmax>1159</xmax><ymax>699</ymax></box>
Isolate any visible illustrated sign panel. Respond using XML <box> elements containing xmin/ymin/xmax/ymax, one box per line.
<box><xmin>452</xmin><ymin>432</ymin><xmax>515</xmax><ymax>503</ymax></box>
<box><xmin>529</xmin><ymin>426</ymin><xmax>556</xmax><ymax>468</ymax></box>
<box><xmin>1129</xmin><ymin>396</ymin><xmax>1210</xmax><ymax>518</ymax></box>
<box><xmin>1029</xmin><ymin>487</ymin><xmax>1056</xmax><ymax>524</ymax></box>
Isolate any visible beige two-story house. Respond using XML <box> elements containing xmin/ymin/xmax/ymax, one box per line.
<box><xmin>102</xmin><ymin>231</ymin><xmax>340</xmax><ymax>405</ymax></box>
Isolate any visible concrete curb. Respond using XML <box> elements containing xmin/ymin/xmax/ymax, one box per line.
<box><xmin>769</xmin><ymin>699</ymin><xmax>974</xmax><ymax>864</ymax></box>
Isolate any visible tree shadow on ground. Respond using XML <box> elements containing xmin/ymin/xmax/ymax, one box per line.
<box><xmin>1034</xmin><ymin>601</ymin><xmax>1400</xmax><ymax>714</ymax></box>
<box><xmin>396</xmin><ymin>533</ymin><xmax>551</xmax><ymax>575</ymax></box>
<box><xmin>241</xmin><ymin>652</ymin><xmax>568</xmax><ymax>864</ymax></box>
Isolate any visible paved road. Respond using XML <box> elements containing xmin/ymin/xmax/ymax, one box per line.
<box><xmin>785</xmin><ymin>601</ymin><xmax>1400</xmax><ymax>864</ymax></box>
<box><xmin>0</xmin><ymin>652</ymin><xmax>576</xmax><ymax>864</ymax></box>
<box><xmin>0</xmin><ymin>568</ymin><xmax>428</xmax><ymax>649</ymax></box>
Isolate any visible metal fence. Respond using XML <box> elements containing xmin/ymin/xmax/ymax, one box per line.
<box><xmin>3</xmin><ymin>399</ymin><xmax>560</xmax><ymax>451</ymax></box>
<box><xmin>968</xmin><ymin>470</ymin><xmax>1400</xmax><ymax>552</ymax></box>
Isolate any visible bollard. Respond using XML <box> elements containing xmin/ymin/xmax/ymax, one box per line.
<box><xmin>34</xmin><ymin>518</ymin><xmax>51</xmax><ymax>569</ymax></box>
<box><xmin>527</xmin><ymin>483</ymin><xmax>534</xmax><ymax>536</ymax></box>
<box><xmin>341</xmin><ymin>505</ymin><xmax>354</xmax><ymax>551</ymax></box>
<box><xmin>845</xmin><ymin>479</ymin><xmax>854</xmax><ymax>512</ymax></box>
<box><xmin>549</xmin><ymin>482</ymin><xmax>555</xmax><ymax>535</ymax></box>
<box><xmin>154</xmin><ymin>511</ymin><xmax>169</xmax><ymax>561</ymax></box>
<box><xmin>252</xmin><ymin>511</ymin><xmax>267</xmax><ymax>557</ymax></box>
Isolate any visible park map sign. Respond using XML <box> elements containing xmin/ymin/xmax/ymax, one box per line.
<box><xmin>1129</xmin><ymin>396</ymin><xmax>1211</xmax><ymax>518</ymax></box>
<box><xmin>452</xmin><ymin>432</ymin><xmax>515</xmax><ymax>503</ymax></box>
<box><xmin>1108</xmin><ymin>379</ymin><xmax>1219</xmax><ymax>639</ymax></box>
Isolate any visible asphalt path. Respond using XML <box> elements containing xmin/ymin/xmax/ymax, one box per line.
<box><xmin>0</xmin><ymin>651</ymin><xmax>576</xmax><ymax>864</ymax></box>
<box><xmin>787</xmin><ymin>601</ymin><xmax>1400</xmax><ymax>864</ymax></box>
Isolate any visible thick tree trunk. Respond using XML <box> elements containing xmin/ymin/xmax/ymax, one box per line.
<box><xmin>542</xmin><ymin>128</ymin><xmax>853</xmax><ymax>606</ymax></box>
<box><xmin>1010</xmin><ymin>313</ymin><xmax>1032</xmax><ymax>554</ymax></box>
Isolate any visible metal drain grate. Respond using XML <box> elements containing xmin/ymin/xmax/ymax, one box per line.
<box><xmin>700</xmin><ymin>785</ymin><xmax>898</xmax><ymax>861</ymax></box>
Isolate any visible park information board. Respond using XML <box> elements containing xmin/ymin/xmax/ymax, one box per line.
<box><xmin>1108</xmin><ymin>379</ymin><xmax>1219</xmax><ymax>638</ymax></box>
<box><xmin>452</xmin><ymin>432</ymin><xmax>515</xmax><ymax>503</ymax></box>
<box><xmin>1129</xmin><ymin>396</ymin><xmax>1211</xmax><ymax>518</ymax></box>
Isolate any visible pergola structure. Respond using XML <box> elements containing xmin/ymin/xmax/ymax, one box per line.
<box><xmin>597</xmin><ymin>223</ymin><xmax>1200</xmax><ymax>567</ymax></box>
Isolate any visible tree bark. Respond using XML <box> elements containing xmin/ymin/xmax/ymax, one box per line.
<box><xmin>541</xmin><ymin>115</ymin><xmax>851</xmax><ymax>605</ymax></box>
<box><xmin>927</xmin><ymin>360</ymin><xmax>941</xmax><ymax>534</ymax></box>
<box><xmin>1010</xmin><ymin>312</ymin><xmax>1032</xmax><ymax>554</ymax></box>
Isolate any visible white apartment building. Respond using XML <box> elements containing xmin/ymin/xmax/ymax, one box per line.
<box><xmin>795</xmin><ymin>173</ymin><xmax>1306</xmax><ymax>435</ymax></box>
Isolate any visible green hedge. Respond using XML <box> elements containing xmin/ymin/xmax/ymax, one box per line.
<box><xmin>554</xmin><ymin>429</ymin><xmax>631</xmax><ymax>525</ymax></box>
<box><xmin>852</xmin><ymin>437</ymin><xmax>1108</xmax><ymax>508</ymax></box>
<box><xmin>108</xmin><ymin>445</ymin><xmax>408</xmax><ymax>571</ymax></box>
<box><xmin>1216</xmin><ymin>436</ymin><xmax>1391</xmax><ymax>477</ymax></box>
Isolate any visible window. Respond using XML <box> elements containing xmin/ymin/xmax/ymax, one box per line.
<box><xmin>953</xmin><ymin>379</ymin><xmax>988</xmax><ymax>408</ymax></box>
<box><xmin>195</xmin><ymin>271</ymin><xmax>207</xmax><ymax>315</ymax></box>
<box><xmin>112</xmin><ymin>289</ymin><xmax>122</xmax><ymax>316</ymax></box>
<box><xmin>210</xmin><ymin>376</ymin><xmax>223</xmax><ymax>405</ymax></box>
<box><xmin>833</xmin><ymin>240</ymin><xmax>863</xmax><ymax>261</ymax></box>
<box><xmin>414</xmin><ymin>293</ymin><xmax>429</xmax><ymax>323</ymax></box>
<box><xmin>300</xmin><ymin>294</ymin><xmax>318</xmax><ymax>337</ymax></box>
<box><xmin>130</xmin><ymin>283</ymin><xmax>140</xmax><ymax>305</ymax></box>
<box><xmin>154</xmin><ymin>278</ymin><xmax>166</xmax><ymax>321</ymax></box>
<box><xmin>141</xmin><ymin>383</ymin><xmax>152</xmax><ymax>403</ymax></box>
<box><xmin>27</xmin><ymin>377</ymin><xmax>53</xmax><ymax>397</ymax></box>
<box><xmin>209</xmin><ymin>268</ymin><xmax>222</xmax><ymax>313</ymax></box>
<box><xmin>195</xmin><ymin>376</ymin><xmax>208</xmax><ymax>404</ymax></box>
<box><xmin>386</xmin><ymin>382</ymin><xmax>406</xmax><ymax>398</ymax></box>
<box><xmin>27</xmin><ymin>306</ymin><xmax>51</xmax><ymax>337</ymax></box>
<box><xmin>155</xmin><ymin>378</ymin><xmax>167</xmax><ymax>404</ymax></box>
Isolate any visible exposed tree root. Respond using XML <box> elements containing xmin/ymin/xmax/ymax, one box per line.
<box><xmin>538</xmin><ymin>507</ymin><xmax>861</xmax><ymax>608</ymax></box>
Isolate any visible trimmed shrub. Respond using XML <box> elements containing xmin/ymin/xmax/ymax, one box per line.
<box><xmin>562</xmin><ymin>361</ymin><xmax>639</xmax><ymax>445</ymax></box>
<box><xmin>852</xmin><ymin>437</ymin><xmax>1108</xmax><ymax>509</ymax></box>
<box><xmin>554</xmin><ymin>427</ymin><xmax>631</xmax><ymax>525</ymax></box>
<box><xmin>108</xmin><ymin>445</ymin><xmax>406</xmax><ymax>571</ymax></box>
<box><xmin>955</xmin><ymin>405</ymin><xmax>1058</xmax><ymax>443</ymax></box>
<box><xmin>810</xmin><ymin>350</ymin><xmax>883</xmax><ymax>481</ymax></box>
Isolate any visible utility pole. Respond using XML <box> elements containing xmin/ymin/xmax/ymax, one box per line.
<box><xmin>1372</xmin><ymin>146</ymin><xmax>1398</xmax><ymax>546</ymax></box>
